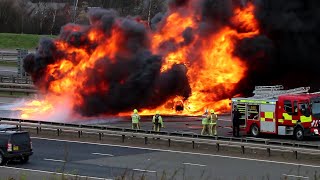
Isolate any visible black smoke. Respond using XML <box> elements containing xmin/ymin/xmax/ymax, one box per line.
<box><xmin>23</xmin><ymin>8</ymin><xmax>191</xmax><ymax>116</ymax></box>
<box><xmin>235</xmin><ymin>0</ymin><xmax>320</xmax><ymax>95</ymax></box>
<box><xmin>24</xmin><ymin>0</ymin><xmax>320</xmax><ymax>116</ymax></box>
<box><xmin>154</xmin><ymin>0</ymin><xmax>320</xmax><ymax>97</ymax></box>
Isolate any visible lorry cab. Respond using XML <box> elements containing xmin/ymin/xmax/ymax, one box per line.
<box><xmin>277</xmin><ymin>94</ymin><xmax>320</xmax><ymax>139</ymax></box>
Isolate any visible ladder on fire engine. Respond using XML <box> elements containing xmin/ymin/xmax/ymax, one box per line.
<box><xmin>252</xmin><ymin>85</ymin><xmax>310</xmax><ymax>99</ymax></box>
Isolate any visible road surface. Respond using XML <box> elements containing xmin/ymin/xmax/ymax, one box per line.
<box><xmin>0</xmin><ymin>96</ymin><xmax>319</xmax><ymax>145</ymax></box>
<box><xmin>1</xmin><ymin>137</ymin><xmax>319</xmax><ymax>179</ymax></box>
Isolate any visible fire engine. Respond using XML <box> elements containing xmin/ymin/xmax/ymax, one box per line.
<box><xmin>231</xmin><ymin>85</ymin><xmax>320</xmax><ymax>140</ymax></box>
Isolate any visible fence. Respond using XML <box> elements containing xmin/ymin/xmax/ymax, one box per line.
<box><xmin>0</xmin><ymin>76</ymin><xmax>35</xmax><ymax>95</ymax></box>
<box><xmin>0</xmin><ymin>75</ymin><xmax>33</xmax><ymax>84</ymax></box>
<box><xmin>0</xmin><ymin>117</ymin><xmax>319</xmax><ymax>159</ymax></box>
<box><xmin>0</xmin><ymin>51</ymin><xmax>17</xmax><ymax>61</ymax></box>
<box><xmin>0</xmin><ymin>49</ymin><xmax>28</xmax><ymax>77</ymax></box>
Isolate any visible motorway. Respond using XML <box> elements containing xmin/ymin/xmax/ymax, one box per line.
<box><xmin>1</xmin><ymin>100</ymin><xmax>320</xmax><ymax>145</ymax></box>
<box><xmin>85</xmin><ymin>115</ymin><xmax>320</xmax><ymax>145</ymax></box>
<box><xmin>98</xmin><ymin>115</ymin><xmax>233</xmax><ymax>135</ymax></box>
<box><xmin>1</xmin><ymin>137</ymin><xmax>320</xmax><ymax>180</ymax></box>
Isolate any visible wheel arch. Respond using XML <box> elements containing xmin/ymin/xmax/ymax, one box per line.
<box><xmin>294</xmin><ymin>123</ymin><xmax>304</xmax><ymax>131</ymax></box>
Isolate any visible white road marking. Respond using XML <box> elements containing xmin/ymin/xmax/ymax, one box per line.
<box><xmin>282</xmin><ymin>174</ymin><xmax>309</xmax><ymax>179</ymax></box>
<box><xmin>220</xmin><ymin>127</ymin><xmax>232</xmax><ymax>129</ymax></box>
<box><xmin>43</xmin><ymin>158</ymin><xmax>66</xmax><ymax>163</ymax></box>
<box><xmin>0</xmin><ymin>166</ymin><xmax>112</xmax><ymax>180</ymax></box>
<box><xmin>92</xmin><ymin>153</ymin><xmax>114</xmax><ymax>157</ymax></box>
<box><xmin>32</xmin><ymin>137</ymin><xmax>320</xmax><ymax>168</ymax></box>
<box><xmin>218</xmin><ymin>119</ymin><xmax>231</xmax><ymax>122</ymax></box>
<box><xmin>183</xmin><ymin>162</ymin><xmax>206</xmax><ymax>167</ymax></box>
<box><xmin>133</xmin><ymin>169</ymin><xmax>156</xmax><ymax>173</ymax></box>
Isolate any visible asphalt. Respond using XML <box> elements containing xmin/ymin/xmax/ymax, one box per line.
<box><xmin>85</xmin><ymin>115</ymin><xmax>320</xmax><ymax>145</ymax></box>
<box><xmin>0</xmin><ymin>99</ymin><xmax>320</xmax><ymax>145</ymax></box>
<box><xmin>1</xmin><ymin>138</ymin><xmax>319</xmax><ymax>180</ymax></box>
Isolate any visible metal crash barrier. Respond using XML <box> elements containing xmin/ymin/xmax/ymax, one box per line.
<box><xmin>0</xmin><ymin>117</ymin><xmax>320</xmax><ymax>159</ymax></box>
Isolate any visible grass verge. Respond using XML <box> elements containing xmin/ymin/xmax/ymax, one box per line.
<box><xmin>0</xmin><ymin>33</ymin><xmax>56</xmax><ymax>49</ymax></box>
<box><xmin>0</xmin><ymin>91</ymin><xmax>30</xmax><ymax>98</ymax></box>
<box><xmin>0</xmin><ymin>61</ymin><xmax>17</xmax><ymax>67</ymax></box>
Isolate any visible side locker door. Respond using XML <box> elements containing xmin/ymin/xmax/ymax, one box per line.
<box><xmin>260</xmin><ymin>104</ymin><xmax>276</xmax><ymax>134</ymax></box>
<box><xmin>237</xmin><ymin>104</ymin><xmax>247</xmax><ymax>128</ymax></box>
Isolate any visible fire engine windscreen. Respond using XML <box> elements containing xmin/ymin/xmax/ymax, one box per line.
<box><xmin>311</xmin><ymin>99</ymin><xmax>320</xmax><ymax>118</ymax></box>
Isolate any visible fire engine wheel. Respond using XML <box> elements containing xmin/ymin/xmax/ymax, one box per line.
<box><xmin>250</xmin><ymin>124</ymin><xmax>260</xmax><ymax>137</ymax></box>
<box><xmin>294</xmin><ymin>127</ymin><xmax>304</xmax><ymax>141</ymax></box>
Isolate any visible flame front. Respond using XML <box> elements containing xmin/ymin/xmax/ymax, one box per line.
<box><xmin>141</xmin><ymin>3</ymin><xmax>259</xmax><ymax>115</ymax></box>
<box><xmin>17</xmin><ymin>2</ymin><xmax>260</xmax><ymax>120</ymax></box>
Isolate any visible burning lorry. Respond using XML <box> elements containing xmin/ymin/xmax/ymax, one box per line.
<box><xmin>231</xmin><ymin>85</ymin><xmax>320</xmax><ymax>140</ymax></box>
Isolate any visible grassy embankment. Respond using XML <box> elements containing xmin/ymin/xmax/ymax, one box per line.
<box><xmin>0</xmin><ymin>33</ymin><xmax>56</xmax><ymax>50</ymax></box>
<box><xmin>0</xmin><ymin>33</ymin><xmax>56</xmax><ymax>67</ymax></box>
<box><xmin>0</xmin><ymin>33</ymin><xmax>54</xmax><ymax>97</ymax></box>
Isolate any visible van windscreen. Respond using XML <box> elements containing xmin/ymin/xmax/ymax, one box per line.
<box><xmin>11</xmin><ymin>133</ymin><xmax>30</xmax><ymax>144</ymax></box>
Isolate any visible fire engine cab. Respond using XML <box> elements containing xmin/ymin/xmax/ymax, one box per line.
<box><xmin>231</xmin><ymin>85</ymin><xmax>320</xmax><ymax>140</ymax></box>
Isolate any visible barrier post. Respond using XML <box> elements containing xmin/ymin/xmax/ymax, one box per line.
<box><xmin>241</xmin><ymin>146</ymin><xmax>245</xmax><ymax>154</ymax></box>
<box><xmin>144</xmin><ymin>137</ymin><xmax>148</xmax><ymax>144</ymax></box>
<box><xmin>122</xmin><ymin>135</ymin><xmax>125</xmax><ymax>143</ymax></box>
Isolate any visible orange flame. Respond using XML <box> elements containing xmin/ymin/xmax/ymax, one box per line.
<box><xmin>16</xmin><ymin>3</ymin><xmax>260</xmax><ymax>120</ymax></box>
<box><xmin>140</xmin><ymin>3</ymin><xmax>259</xmax><ymax>115</ymax></box>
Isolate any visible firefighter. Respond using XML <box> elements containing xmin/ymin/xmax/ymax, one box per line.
<box><xmin>131</xmin><ymin>109</ymin><xmax>141</xmax><ymax>129</ymax></box>
<box><xmin>152</xmin><ymin>111</ymin><xmax>164</xmax><ymax>132</ymax></box>
<box><xmin>201</xmin><ymin>109</ymin><xmax>210</xmax><ymax>135</ymax></box>
<box><xmin>232</xmin><ymin>106</ymin><xmax>241</xmax><ymax>137</ymax></box>
<box><xmin>209</xmin><ymin>109</ymin><xmax>218</xmax><ymax>136</ymax></box>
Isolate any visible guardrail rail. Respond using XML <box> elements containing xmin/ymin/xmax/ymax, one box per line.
<box><xmin>0</xmin><ymin>117</ymin><xmax>319</xmax><ymax>159</ymax></box>
<box><xmin>0</xmin><ymin>76</ymin><xmax>35</xmax><ymax>95</ymax></box>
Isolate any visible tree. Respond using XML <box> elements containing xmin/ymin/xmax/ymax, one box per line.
<box><xmin>0</xmin><ymin>0</ymin><xmax>21</xmax><ymax>33</ymax></box>
<box><xmin>34</xmin><ymin>2</ymin><xmax>50</xmax><ymax>34</ymax></box>
<box><xmin>143</xmin><ymin>0</ymin><xmax>167</xmax><ymax>26</ymax></box>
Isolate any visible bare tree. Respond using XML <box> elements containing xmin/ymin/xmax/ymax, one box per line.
<box><xmin>144</xmin><ymin>0</ymin><xmax>167</xmax><ymax>26</ymax></box>
<box><xmin>49</xmin><ymin>6</ymin><xmax>58</xmax><ymax>35</ymax></box>
<box><xmin>0</xmin><ymin>0</ymin><xmax>20</xmax><ymax>32</ymax></box>
<box><xmin>34</xmin><ymin>2</ymin><xmax>50</xmax><ymax>34</ymax></box>
<box><xmin>73</xmin><ymin>0</ymin><xmax>89</xmax><ymax>24</ymax></box>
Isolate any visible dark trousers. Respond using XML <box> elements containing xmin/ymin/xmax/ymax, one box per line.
<box><xmin>153</xmin><ymin>123</ymin><xmax>161</xmax><ymax>132</ymax></box>
<box><xmin>233</xmin><ymin>124</ymin><xmax>240</xmax><ymax>137</ymax></box>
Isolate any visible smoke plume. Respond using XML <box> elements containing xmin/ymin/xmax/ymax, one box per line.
<box><xmin>236</xmin><ymin>0</ymin><xmax>320</xmax><ymax>94</ymax></box>
<box><xmin>24</xmin><ymin>8</ymin><xmax>191</xmax><ymax>116</ymax></box>
<box><xmin>22</xmin><ymin>0</ymin><xmax>320</xmax><ymax>118</ymax></box>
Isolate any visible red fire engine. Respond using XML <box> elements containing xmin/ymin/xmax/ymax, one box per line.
<box><xmin>231</xmin><ymin>85</ymin><xmax>320</xmax><ymax>140</ymax></box>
